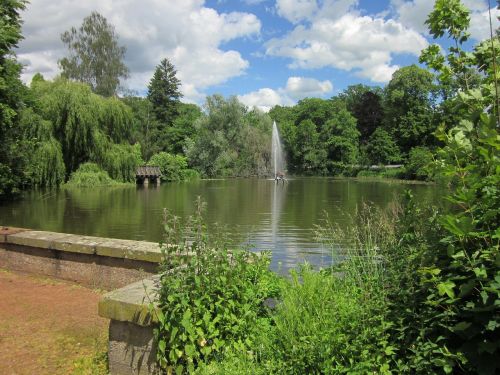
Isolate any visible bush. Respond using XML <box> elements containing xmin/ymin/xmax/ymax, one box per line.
<box><xmin>153</xmin><ymin>198</ymin><xmax>281</xmax><ymax>373</ymax></box>
<box><xmin>403</xmin><ymin>146</ymin><xmax>434</xmax><ymax>181</ymax></box>
<box><xmin>327</xmin><ymin>161</ymin><xmax>361</xmax><ymax>177</ymax></box>
<box><xmin>65</xmin><ymin>163</ymin><xmax>121</xmax><ymax>187</ymax></box>
<box><xmin>357</xmin><ymin>167</ymin><xmax>405</xmax><ymax>179</ymax></box>
<box><xmin>147</xmin><ymin>152</ymin><xmax>198</xmax><ymax>181</ymax></box>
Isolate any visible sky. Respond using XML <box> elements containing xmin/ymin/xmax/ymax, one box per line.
<box><xmin>16</xmin><ymin>0</ymin><xmax>499</xmax><ymax>111</ymax></box>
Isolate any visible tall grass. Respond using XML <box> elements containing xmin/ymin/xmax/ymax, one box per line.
<box><xmin>196</xmin><ymin>202</ymin><xmax>402</xmax><ymax>374</ymax></box>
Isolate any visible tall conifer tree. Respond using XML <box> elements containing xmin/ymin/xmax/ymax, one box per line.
<box><xmin>147</xmin><ymin>58</ymin><xmax>183</xmax><ymax>125</ymax></box>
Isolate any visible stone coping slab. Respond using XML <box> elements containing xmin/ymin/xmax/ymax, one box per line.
<box><xmin>99</xmin><ymin>276</ymin><xmax>159</xmax><ymax>327</ymax></box>
<box><xmin>2</xmin><ymin>228</ymin><xmax>163</xmax><ymax>263</ymax></box>
<box><xmin>0</xmin><ymin>227</ymin><xmax>29</xmax><ymax>243</ymax></box>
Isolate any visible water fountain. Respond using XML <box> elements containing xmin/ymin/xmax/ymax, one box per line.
<box><xmin>271</xmin><ymin>121</ymin><xmax>285</xmax><ymax>180</ymax></box>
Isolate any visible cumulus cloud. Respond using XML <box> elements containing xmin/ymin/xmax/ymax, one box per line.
<box><xmin>238</xmin><ymin>76</ymin><xmax>332</xmax><ymax>111</ymax></box>
<box><xmin>276</xmin><ymin>0</ymin><xmax>319</xmax><ymax>23</ymax></box>
<box><xmin>16</xmin><ymin>0</ymin><xmax>261</xmax><ymax>102</ymax></box>
<box><xmin>267</xmin><ymin>8</ymin><xmax>428</xmax><ymax>83</ymax></box>
<box><xmin>391</xmin><ymin>0</ymin><xmax>499</xmax><ymax>41</ymax></box>
<box><xmin>238</xmin><ymin>88</ymin><xmax>290</xmax><ymax>112</ymax></box>
<box><xmin>285</xmin><ymin>76</ymin><xmax>332</xmax><ymax>99</ymax></box>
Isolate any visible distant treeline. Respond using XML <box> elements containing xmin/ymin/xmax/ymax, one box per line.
<box><xmin>0</xmin><ymin>1</ymin><xmax>495</xmax><ymax>198</ymax></box>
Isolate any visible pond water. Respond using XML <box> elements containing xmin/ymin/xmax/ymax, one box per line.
<box><xmin>0</xmin><ymin>178</ymin><xmax>443</xmax><ymax>272</ymax></box>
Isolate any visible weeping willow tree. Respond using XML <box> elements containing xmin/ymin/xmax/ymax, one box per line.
<box><xmin>28</xmin><ymin>77</ymin><xmax>138</xmax><ymax>182</ymax></box>
<box><xmin>19</xmin><ymin>108</ymin><xmax>65</xmax><ymax>187</ymax></box>
<box><xmin>101</xmin><ymin>97</ymin><xmax>133</xmax><ymax>143</ymax></box>
<box><xmin>91</xmin><ymin>129</ymin><xmax>142</xmax><ymax>182</ymax></box>
<box><xmin>36</xmin><ymin>78</ymin><xmax>102</xmax><ymax>174</ymax></box>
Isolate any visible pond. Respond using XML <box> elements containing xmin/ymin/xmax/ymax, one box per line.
<box><xmin>0</xmin><ymin>178</ymin><xmax>442</xmax><ymax>272</ymax></box>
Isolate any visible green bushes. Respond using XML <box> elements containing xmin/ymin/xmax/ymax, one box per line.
<box><xmin>65</xmin><ymin>163</ymin><xmax>121</xmax><ymax>187</ymax></box>
<box><xmin>147</xmin><ymin>152</ymin><xmax>199</xmax><ymax>181</ymax></box>
<box><xmin>365</xmin><ymin>127</ymin><xmax>401</xmax><ymax>165</ymax></box>
<box><xmin>403</xmin><ymin>146</ymin><xmax>434</xmax><ymax>181</ymax></box>
<box><xmin>153</xmin><ymin>199</ymin><xmax>281</xmax><ymax>373</ymax></box>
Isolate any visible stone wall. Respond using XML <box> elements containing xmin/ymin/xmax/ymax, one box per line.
<box><xmin>0</xmin><ymin>227</ymin><xmax>163</xmax><ymax>290</ymax></box>
<box><xmin>99</xmin><ymin>277</ymin><xmax>159</xmax><ymax>375</ymax></box>
<box><xmin>1</xmin><ymin>226</ymin><xmax>166</xmax><ymax>374</ymax></box>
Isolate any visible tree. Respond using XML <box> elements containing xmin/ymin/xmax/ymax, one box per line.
<box><xmin>30</xmin><ymin>78</ymin><xmax>137</xmax><ymax>179</ymax></box>
<box><xmin>351</xmin><ymin>91</ymin><xmax>384</xmax><ymax>143</ymax></box>
<box><xmin>0</xmin><ymin>0</ymin><xmax>29</xmax><ymax>197</ymax></box>
<box><xmin>320</xmin><ymin>100</ymin><xmax>360</xmax><ymax>166</ymax></box>
<box><xmin>383</xmin><ymin>65</ymin><xmax>436</xmax><ymax>153</ymax></box>
<box><xmin>186</xmin><ymin>95</ymin><xmax>271</xmax><ymax>177</ymax></box>
<box><xmin>365</xmin><ymin>127</ymin><xmax>401</xmax><ymax>165</ymax></box>
<box><xmin>164</xmin><ymin>103</ymin><xmax>202</xmax><ymax>155</ymax></box>
<box><xmin>147</xmin><ymin>58</ymin><xmax>182</xmax><ymax>125</ymax></box>
<box><xmin>59</xmin><ymin>11</ymin><xmax>129</xmax><ymax>97</ymax></box>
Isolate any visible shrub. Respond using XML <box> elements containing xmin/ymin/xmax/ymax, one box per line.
<box><xmin>327</xmin><ymin>161</ymin><xmax>361</xmax><ymax>177</ymax></box>
<box><xmin>65</xmin><ymin>163</ymin><xmax>120</xmax><ymax>187</ymax></box>
<box><xmin>153</xmin><ymin>198</ymin><xmax>281</xmax><ymax>374</ymax></box>
<box><xmin>403</xmin><ymin>146</ymin><xmax>434</xmax><ymax>181</ymax></box>
<box><xmin>147</xmin><ymin>152</ymin><xmax>197</xmax><ymax>181</ymax></box>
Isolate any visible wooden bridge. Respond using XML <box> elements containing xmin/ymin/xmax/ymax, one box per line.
<box><xmin>136</xmin><ymin>166</ymin><xmax>161</xmax><ymax>185</ymax></box>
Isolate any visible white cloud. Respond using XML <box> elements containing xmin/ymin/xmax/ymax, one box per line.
<box><xmin>16</xmin><ymin>0</ymin><xmax>261</xmax><ymax>102</ymax></box>
<box><xmin>267</xmin><ymin>11</ymin><xmax>427</xmax><ymax>83</ymax></box>
<box><xmin>469</xmin><ymin>8</ymin><xmax>499</xmax><ymax>42</ymax></box>
<box><xmin>391</xmin><ymin>0</ymin><xmax>499</xmax><ymax>41</ymax></box>
<box><xmin>276</xmin><ymin>0</ymin><xmax>318</xmax><ymax>23</ymax></box>
<box><xmin>238</xmin><ymin>88</ymin><xmax>290</xmax><ymax>112</ymax></box>
<box><xmin>390</xmin><ymin>0</ymin><xmax>432</xmax><ymax>34</ymax></box>
<box><xmin>285</xmin><ymin>76</ymin><xmax>332</xmax><ymax>99</ymax></box>
<box><xmin>238</xmin><ymin>76</ymin><xmax>332</xmax><ymax>111</ymax></box>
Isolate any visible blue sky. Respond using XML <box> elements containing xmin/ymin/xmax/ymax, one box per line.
<box><xmin>17</xmin><ymin>0</ymin><xmax>498</xmax><ymax>110</ymax></box>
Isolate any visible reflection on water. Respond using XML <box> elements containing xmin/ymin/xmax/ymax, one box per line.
<box><xmin>0</xmin><ymin>178</ymin><xmax>443</xmax><ymax>272</ymax></box>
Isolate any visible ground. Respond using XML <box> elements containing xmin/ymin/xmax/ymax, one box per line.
<box><xmin>0</xmin><ymin>269</ymin><xmax>109</xmax><ymax>375</ymax></box>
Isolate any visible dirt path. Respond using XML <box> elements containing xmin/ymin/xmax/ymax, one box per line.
<box><xmin>0</xmin><ymin>269</ymin><xmax>109</xmax><ymax>375</ymax></box>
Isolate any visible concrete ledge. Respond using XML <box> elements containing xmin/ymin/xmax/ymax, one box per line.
<box><xmin>99</xmin><ymin>277</ymin><xmax>160</xmax><ymax>375</ymax></box>
<box><xmin>0</xmin><ymin>227</ymin><xmax>165</xmax><ymax>289</ymax></box>
<box><xmin>99</xmin><ymin>277</ymin><xmax>159</xmax><ymax>327</ymax></box>
<box><xmin>4</xmin><ymin>229</ymin><xmax>163</xmax><ymax>262</ymax></box>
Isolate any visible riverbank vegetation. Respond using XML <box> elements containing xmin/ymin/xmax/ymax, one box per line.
<box><xmin>148</xmin><ymin>1</ymin><xmax>499</xmax><ymax>374</ymax></box>
<box><xmin>3</xmin><ymin>1</ymin><xmax>497</xmax><ymax>199</ymax></box>
<box><xmin>1</xmin><ymin>0</ymin><xmax>498</xmax><ymax>373</ymax></box>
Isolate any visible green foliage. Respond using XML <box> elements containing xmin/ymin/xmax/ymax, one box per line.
<box><xmin>27</xmin><ymin>137</ymin><xmax>66</xmax><ymax>187</ymax></box>
<box><xmin>147</xmin><ymin>152</ymin><xmax>198</xmax><ymax>182</ymax></box>
<box><xmin>427</xmin><ymin>113</ymin><xmax>499</xmax><ymax>373</ymax></box>
<box><xmin>383</xmin><ymin>65</ymin><xmax>437</xmax><ymax>153</ymax></box>
<box><xmin>340</xmin><ymin>84</ymin><xmax>384</xmax><ymax>143</ymax></box>
<box><xmin>153</xmin><ymin>199</ymin><xmax>281</xmax><ymax>373</ymax></box>
<box><xmin>270</xmin><ymin>98</ymin><xmax>359</xmax><ymax>175</ymax></box>
<box><xmin>94</xmin><ymin>140</ymin><xmax>143</xmax><ymax>182</ymax></box>
<box><xmin>0</xmin><ymin>0</ymin><xmax>29</xmax><ymax>198</ymax></box>
<box><xmin>186</xmin><ymin>95</ymin><xmax>272</xmax><ymax>177</ymax></box>
<box><xmin>166</xmin><ymin>103</ymin><xmax>202</xmax><ymax>155</ymax></box>
<box><xmin>403</xmin><ymin>146</ymin><xmax>434</xmax><ymax>181</ymax></box>
<box><xmin>36</xmin><ymin>79</ymin><xmax>102</xmax><ymax>173</ymax></box>
<box><xmin>365</xmin><ymin>127</ymin><xmax>401</xmax><ymax>165</ymax></box>
<box><xmin>59</xmin><ymin>11</ymin><xmax>129</xmax><ymax>97</ymax></box>
<box><xmin>101</xmin><ymin>97</ymin><xmax>134</xmax><ymax>143</ymax></box>
<box><xmin>30</xmin><ymin>78</ymin><xmax>138</xmax><ymax>180</ymax></box>
<box><xmin>193</xmin><ymin>203</ymin><xmax>400</xmax><ymax>374</ymax></box>
<box><xmin>389</xmin><ymin>3</ymin><xmax>500</xmax><ymax>372</ymax></box>
<box><xmin>65</xmin><ymin>162</ymin><xmax>121</xmax><ymax>187</ymax></box>
<box><xmin>147</xmin><ymin>58</ymin><xmax>182</xmax><ymax>125</ymax></box>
